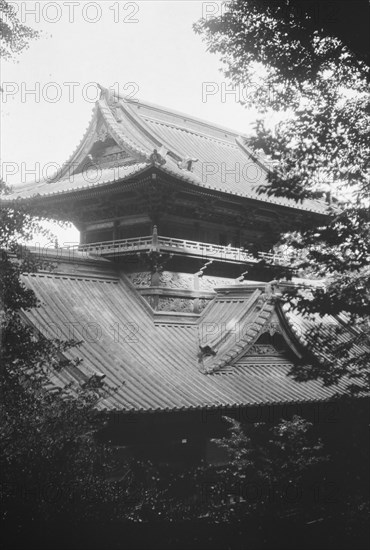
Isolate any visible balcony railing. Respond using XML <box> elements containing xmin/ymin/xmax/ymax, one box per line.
<box><xmin>156</xmin><ymin>235</ymin><xmax>257</xmax><ymax>262</ymax></box>
<box><xmin>258</xmin><ymin>251</ymin><xmax>296</xmax><ymax>266</ymax></box>
<box><xmin>73</xmin><ymin>228</ymin><xmax>294</xmax><ymax>266</ymax></box>
<box><xmin>78</xmin><ymin>235</ymin><xmax>153</xmax><ymax>253</ymax></box>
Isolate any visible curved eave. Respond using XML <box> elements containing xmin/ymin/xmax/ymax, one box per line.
<box><xmin>0</xmin><ymin>163</ymin><xmax>151</xmax><ymax>204</ymax></box>
<box><xmin>156</xmin><ymin>164</ymin><xmax>329</xmax><ymax>215</ymax></box>
<box><xmin>1</xmin><ymin>163</ymin><xmax>330</xmax><ymax>219</ymax></box>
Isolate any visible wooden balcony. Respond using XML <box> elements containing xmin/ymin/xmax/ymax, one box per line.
<box><xmin>74</xmin><ymin>228</ymin><xmax>294</xmax><ymax>266</ymax></box>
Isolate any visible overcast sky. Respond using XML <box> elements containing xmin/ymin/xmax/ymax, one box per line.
<box><xmin>1</xmin><ymin>0</ymin><xmax>261</xmax><ymax>244</ymax></box>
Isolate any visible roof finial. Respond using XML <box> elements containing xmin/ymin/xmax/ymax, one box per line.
<box><xmin>97</xmin><ymin>84</ymin><xmax>118</xmax><ymax>107</ymax></box>
<box><xmin>97</xmin><ymin>83</ymin><xmax>109</xmax><ymax>99</ymax></box>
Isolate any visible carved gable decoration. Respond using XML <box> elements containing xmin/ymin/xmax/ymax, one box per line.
<box><xmin>96</xmin><ymin>124</ymin><xmax>109</xmax><ymax>143</ymax></box>
<box><xmin>235</xmin><ymin>331</ymin><xmax>295</xmax><ymax>366</ymax></box>
<box><xmin>247</xmin><ymin>344</ymin><xmax>281</xmax><ymax>356</ymax></box>
<box><xmin>85</xmin><ymin>127</ymin><xmax>133</xmax><ymax>167</ymax></box>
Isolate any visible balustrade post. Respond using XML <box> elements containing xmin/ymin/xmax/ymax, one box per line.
<box><xmin>152</xmin><ymin>225</ymin><xmax>159</xmax><ymax>251</ymax></box>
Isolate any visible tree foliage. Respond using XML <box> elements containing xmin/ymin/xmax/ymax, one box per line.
<box><xmin>1</xmin><ymin>187</ymin><xmax>100</xmax><ymax>522</ymax></box>
<box><xmin>195</xmin><ymin>0</ymin><xmax>369</xmax><ymax>201</ymax></box>
<box><xmin>0</xmin><ymin>0</ymin><xmax>40</xmax><ymax>60</ymax></box>
<box><xmin>0</xmin><ymin>182</ymin><xmax>167</xmax><ymax>525</ymax></box>
<box><xmin>202</xmin><ymin>415</ymin><xmax>328</xmax><ymax>521</ymax></box>
<box><xmin>125</xmin><ymin>415</ymin><xmax>329</xmax><ymax>524</ymax></box>
<box><xmin>195</xmin><ymin>0</ymin><xmax>370</xmax><ymax>395</ymax></box>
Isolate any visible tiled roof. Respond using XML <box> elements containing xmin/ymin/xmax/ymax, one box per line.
<box><xmin>284</xmin><ymin>307</ymin><xmax>369</xmax><ymax>370</ymax></box>
<box><xmin>21</xmin><ymin>263</ymin><xmax>349</xmax><ymax>413</ymax></box>
<box><xmin>9</xmin><ymin>163</ymin><xmax>150</xmax><ymax>200</ymax></box>
<box><xmin>5</xmin><ymin>87</ymin><xmax>327</xmax><ymax>214</ymax></box>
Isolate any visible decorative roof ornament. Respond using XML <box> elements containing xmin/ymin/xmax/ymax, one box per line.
<box><xmin>150</xmin><ymin>148</ymin><xmax>167</xmax><ymax>166</ymax></box>
<box><xmin>195</xmin><ymin>260</ymin><xmax>213</xmax><ymax>279</ymax></box>
<box><xmin>255</xmin><ymin>280</ymin><xmax>280</xmax><ymax>309</ymax></box>
<box><xmin>98</xmin><ymin>83</ymin><xmax>117</xmax><ymax>105</ymax></box>
<box><xmin>265</xmin><ymin>321</ymin><xmax>282</xmax><ymax>336</ymax></box>
<box><xmin>110</xmin><ymin>105</ymin><xmax>123</xmax><ymax>123</ymax></box>
<box><xmin>199</xmin><ymin>344</ymin><xmax>217</xmax><ymax>357</ymax></box>
<box><xmin>177</xmin><ymin>156</ymin><xmax>199</xmax><ymax>172</ymax></box>
<box><xmin>263</xmin><ymin>280</ymin><xmax>280</xmax><ymax>300</ymax></box>
<box><xmin>236</xmin><ymin>269</ymin><xmax>249</xmax><ymax>282</ymax></box>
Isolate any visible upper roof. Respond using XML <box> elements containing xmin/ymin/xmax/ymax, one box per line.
<box><xmin>5</xmin><ymin>86</ymin><xmax>327</xmax><ymax>215</ymax></box>
<box><xmin>21</xmin><ymin>251</ymin><xmax>352</xmax><ymax>413</ymax></box>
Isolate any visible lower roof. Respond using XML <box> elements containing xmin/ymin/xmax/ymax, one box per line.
<box><xmin>19</xmin><ymin>251</ymin><xmax>350</xmax><ymax>414</ymax></box>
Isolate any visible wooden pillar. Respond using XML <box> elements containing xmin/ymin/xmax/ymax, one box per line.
<box><xmin>113</xmin><ymin>220</ymin><xmax>119</xmax><ymax>241</ymax></box>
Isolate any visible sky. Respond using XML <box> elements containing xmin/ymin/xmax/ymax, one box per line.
<box><xmin>1</xmin><ymin>0</ymin><xmax>261</xmax><ymax>245</ymax></box>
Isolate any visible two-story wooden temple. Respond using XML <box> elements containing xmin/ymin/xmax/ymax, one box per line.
<box><xmin>4</xmin><ymin>86</ymin><xmax>363</xmax><ymax>464</ymax></box>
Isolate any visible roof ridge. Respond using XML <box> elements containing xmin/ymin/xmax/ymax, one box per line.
<box><xmin>199</xmin><ymin>289</ymin><xmax>262</xmax><ymax>371</ymax></box>
<box><xmin>24</xmin><ymin>272</ymin><xmax>119</xmax><ymax>283</ymax></box>
<box><xmin>105</xmin><ymin>86</ymin><xmax>249</xmax><ymax>139</ymax></box>
<box><xmin>116</xmin><ymin>99</ymin><xmax>185</xmax><ymax>162</ymax></box>
<box><xmin>202</xmin><ymin>297</ymin><xmax>272</xmax><ymax>374</ymax></box>
<box><xmin>144</xmin><ymin>115</ymin><xmax>241</xmax><ymax>147</ymax></box>
<box><xmin>98</xmin><ymin>98</ymin><xmax>149</xmax><ymax>159</ymax></box>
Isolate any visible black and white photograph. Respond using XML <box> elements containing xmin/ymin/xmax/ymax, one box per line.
<box><xmin>0</xmin><ymin>1</ymin><xmax>369</xmax><ymax>548</ymax></box>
